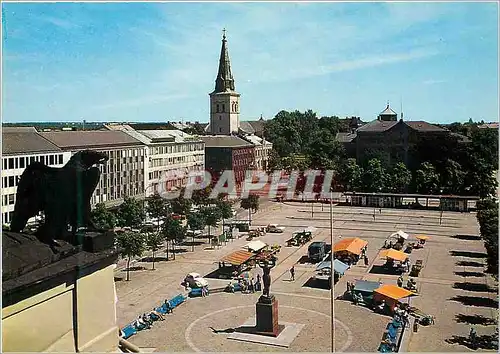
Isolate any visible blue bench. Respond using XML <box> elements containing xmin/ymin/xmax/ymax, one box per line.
<box><xmin>189</xmin><ymin>287</ymin><xmax>210</xmax><ymax>297</ymax></box>
<box><xmin>169</xmin><ymin>294</ymin><xmax>187</xmax><ymax>308</ymax></box>
<box><xmin>121</xmin><ymin>324</ymin><xmax>137</xmax><ymax>339</ymax></box>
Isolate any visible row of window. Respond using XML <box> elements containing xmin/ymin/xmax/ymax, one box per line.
<box><xmin>107</xmin><ymin>148</ymin><xmax>144</xmax><ymax>159</ymax></box>
<box><xmin>2</xmin><ymin>176</ymin><xmax>18</xmax><ymax>188</ymax></box>
<box><xmin>149</xmin><ymin>143</ymin><xmax>204</xmax><ymax>156</ymax></box>
<box><xmin>3</xmin><ymin>194</ymin><xmax>15</xmax><ymax>206</ymax></box>
<box><xmin>2</xmin><ymin>154</ymin><xmax>64</xmax><ymax>170</ymax></box>
<box><xmin>148</xmin><ymin>164</ymin><xmax>204</xmax><ymax>181</ymax></box>
<box><xmin>150</xmin><ymin>154</ymin><xmax>204</xmax><ymax>168</ymax></box>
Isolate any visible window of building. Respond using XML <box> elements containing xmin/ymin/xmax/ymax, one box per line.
<box><xmin>219</xmin><ymin>127</ymin><xmax>222</xmax><ymax>133</ymax></box>
<box><xmin>8</xmin><ymin>194</ymin><xmax>15</xmax><ymax>205</ymax></box>
<box><xmin>222</xmin><ymin>104</ymin><xmax>225</xmax><ymax>112</ymax></box>
<box><xmin>8</xmin><ymin>158</ymin><xmax>14</xmax><ymax>169</ymax></box>
<box><xmin>19</xmin><ymin>157</ymin><xmax>25</xmax><ymax>169</ymax></box>
<box><xmin>216</xmin><ymin>104</ymin><xmax>220</xmax><ymax>113</ymax></box>
<box><xmin>8</xmin><ymin>176</ymin><xmax>15</xmax><ymax>187</ymax></box>
<box><xmin>49</xmin><ymin>155</ymin><xmax>55</xmax><ymax>165</ymax></box>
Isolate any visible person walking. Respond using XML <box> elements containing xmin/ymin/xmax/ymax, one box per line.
<box><xmin>290</xmin><ymin>266</ymin><xmax>295</xmax><ymax>281</ymax></box>
<box><xmin>364</xmin><ymin>255</ymin><xmax>369</xmax><ymax>266</ymax></box>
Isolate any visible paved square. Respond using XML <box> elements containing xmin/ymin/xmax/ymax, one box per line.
<box><xmin>115</xmin><ymin>199</ymin><xmax>498</xmax><ymax>352</ymax></box>
<box><xmin>227</xmin><ymin>318</ymin><xmax>305</xmax><ymax>348</ymax></box>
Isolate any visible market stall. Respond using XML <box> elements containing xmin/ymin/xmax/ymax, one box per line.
<box><xmin>379</xmin><ymin>249</ymin><xmax>409</xmax><ymax>272</ymax></box>
<box><xmin>353</xmin><ymin>280</ymin><xmax>382</xmax><ymax>305</ymax></box>
<box><xmin>333</xmin><ymin>237</ymin><xmax>368</xmax><ymax>265</ymax></box>
<box><xmin>373</xmin><ymin>284</ymin><xmax>416</xmax><ymax>314</ymax></box>
<box><xmin>218</xmin><ymin>250</ymin><xmax>255</xmax><ymax>279</ymax></box>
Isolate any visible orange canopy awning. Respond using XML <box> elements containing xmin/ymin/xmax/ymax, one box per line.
<box><xmin>380</xmin><ymin>249</ymin><xmax>408</xmax><ymax>262</ymax></box>
<box><xmin>374</xmin><ymin>284</ymin><xmax>415</xmax><ymax>300</ymax></box>
<box><xmin>221</xmin><ymin>250</ymin><xmax>255</xmax><ymax>266</ymax></box>
<box><xmin>334</xmin><ymin>238</ymin><xmax>368</xmax><ymax>256</ymax></box>
<box><xmin>416</xmin><ymin>235</ymin><xmax>430</xmax><ymax>240</ymax></box>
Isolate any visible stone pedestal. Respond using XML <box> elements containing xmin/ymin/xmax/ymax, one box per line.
<box><xmin>255</xmin><ymin>295</ymin><xmax>284</xmax><ymax>337</ymax></box>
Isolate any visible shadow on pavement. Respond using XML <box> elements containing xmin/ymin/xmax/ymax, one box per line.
<box><xmin>181</xmin><ymin>240</ymin><xmax>205</xmax><ymax>247</ymax></box>
<box><xmin>456</xmin><ymin>261</ymin><xmax>485</xmax><ymax>267</ymax></box>
<box><xmin>455</xmin><ymin>314</ymin><xmax>497</xmax><ymax>326</ymax></box>
<box><xmin>123</xmin><ymin>266</ymin><xmax>146</xmax><ymax>272</ymax></box>
<box><xmin>452</xmin><ymin>282</ymin><xmax>497</xmax><ymax>293</ymax></box>
<box><xmin>449</xmin><ymin>251</ymin><xmax>488</xmax><ymax>259</ymax></box>
<box><xmin>454</xmin><ymin>271</ymin><xmax>485</xmax><ymax>277</ymax></box>
<box><xmin>209</xmin><ymin>326</ymin><xmax>236</xmax><ymax>334</ymax></box>
<box><xmin>450</xmin><ymin>234</ymin><xmax>482</xmax><ymax>241</ymax></box>
<box><xmin>140</xmin><ymin>256</ymin><xmax>169</xmax><ymax>263</ymax></box>
<box><xmin>445</xmin><ymin>334</ymin><xmax>498</xmax><ymax>350</ymax></box>
<box><xmin>369</xmin><ymin>265</ymin><xmax>402</xmax><ymax>275</ymax></box>
<box><xmin>449</xmin><ymin>295</ymin><xmax>498</xmax><ymax>308</ymax></box>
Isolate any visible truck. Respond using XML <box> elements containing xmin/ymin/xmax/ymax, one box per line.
<box><xmin>308</xmin><ymin>241</ymin><xmax>327</xmax><ymax>263</ymax></box>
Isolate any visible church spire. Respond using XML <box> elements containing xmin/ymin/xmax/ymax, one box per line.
<box><xmin>213</xmin><ymin>28</ymin><xmax>236</xmax><ymax>93</ymax></box>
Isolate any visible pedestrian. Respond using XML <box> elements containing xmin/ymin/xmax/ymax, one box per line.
<box><xmin>249</xmin><ymin>278</ymin><xmax>255</xmax><ymax>293</ymax></box>
<box><xmin>364</xmin><ymin>255</ymin><xmax>369</xmax><ymax>266</ymax></box>
<box><xmin>373</xmin><ymin>213</ymin><xmax>376</xmax><ymax>221</ymax></box>
<box><xmin>290</xmin><ymin>266</ymin><xmax>295</xmax><ymax>281</ymax></box>
<box><xmin>397</xmin><ymin>275</ymin><xmax>404</xmax><ymax>287</ymax></box>
<box><xmin>346</xmin><ymin>281</ymin><xmax>351</xmax><ymax>292</ymax></box>
<box><xmin>379</xmin><ymin>208</ymin><xmax>382</xmax><ymax>214</ymax></box>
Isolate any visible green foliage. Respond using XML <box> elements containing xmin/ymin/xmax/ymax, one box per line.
<box><xmin>170</xmin><ymin>188</ymin><xmax>192</xmax><ymax>215</ymax></box>
<box><xmin>466</xmin><ymin>158</ymin><xmax>498</xmax><ymax>198</ymax></box>
<box><xmin>161</xmin><ymin>217</ymin><xmax>187</xmax><ymax>260</ymax></box>
<box><xmin>216</xmin><ymin>200</ymin><xmax>233</xmax><ymax>220</ymax></box>
<box><xmin>145</xmin><ymin>192</ymin><xmax>169</xmax><ymax>224</ymax></box>
<box><xmin>241</xmin><ymin>194</ymin><xmax>260</xmax><ymax>212</ymax></box>
<box><xmin>187</xmin><ymin>212</ymin><xmax>206</xmax><ymax>231</ymax></box>
<box><xmin>476</xmin><ymin>199</ymin><xmax>498</xmax><ymax>278</ymax></box>
<box><xmin>440</xmin><ymin>159</ymin><xmax>465</xmax><ymax>194</ymax></box>
<box><xmin>362</xmin><ymin>158</ymin><xmax>387</xmax><ymax>192</ymax></box>
<box><xmin>116</xmin><ymin>197</ymin><xmax>146</xmax><ymax>228</ymax></box>
<box><xmin>414</xmin><ymin>162</ymin><xmax>440</xmax><ymax>194</ymax></box>
<box><xmin>337</xmin><ymin>158</ymin><xmax>363</xmax><ymax>191</ymax></box>
<box><xmin>116</xmin><ymin>231</ymin><xmax>145</xmax><ymax>280</ymax></box>
<box><xmin>192</xmin><ymin>186</ymin><xmax>213</xmax><ymax>206</ymax></box>
<box><xmin>91</xmin><ymin>203</ymin><xmax>117</xmax><ymax>230</ymax></box>
<box><xmin>144</xmin><ymin>232</ymin><xmax>165</xmax><ymax>270</ymax></box>
<box><xmin>389</xmin><ymin>162</ymin><xmax>412</xmax><ymax>193</ymax></box>
<box><xmin>200</xmin><ymin>206</ymin><xmax>221</xmax><ymax>227</ymax></box>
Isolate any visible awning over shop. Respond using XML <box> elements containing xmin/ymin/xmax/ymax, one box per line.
<box><xmin>354</xmin><ymin>280</ymin><xmax>382</xmax><ymax>293</ymax></box>
<box><xmin>380</xmin><ymin>249</ymin><xmax>408</xmax><ymax>262</ymax></box>
<box><xmin>415</xmin><ymin>235</ymin><xmax>430</xmax><ymax>240</ymax></box>
<box><xmin>390</xmin><ymin>230</ymin><xmax>409</xmax><ymax>239</ymax></box>
<box><xmin>333</xmin><ymin>259</ymin><xmax>350</xmax><ymax>275</ymax></box>
<box><xmin>374</xmin><ymin>284</ymin><xmax>415</xmax><ymax>300</ymax></box>
<box><xmin>316</xmin><ymin>260</ymin><xmax>331</xmax><ymax>271</ymax></box>
<box><xmin>244</xmin><ymin>240</ymin><xmax>268</xmax><ymax>252</ymax></box>
<box><xmin>221</xmin><ymin>250</ymin><xmax>255</xmax><ymax>266</ymax></box>
<box><xmin>334</xmin><ymin>237</ymin><xmax>368</xmax><ymax>255</ymax></box>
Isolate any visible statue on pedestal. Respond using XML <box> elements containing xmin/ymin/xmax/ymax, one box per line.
<box><xmin>9</xmin><ymin>150</ymin><xmax>109</xmax><ymax>248</ymax></box>
<box><xmin>257</xmin><ymin>256</ymin><xmax>277</xmax><ymax>298</ymax></box>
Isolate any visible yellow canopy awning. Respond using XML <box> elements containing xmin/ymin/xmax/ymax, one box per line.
<box><xmin>334</xmin><ymin>238</ymin><xmax>368</xmax><ymax>255</ymax></box>
<box><xmin>380</xmin><ymin>249</ymin><xmax>408</xmax><ymax>262</ymax></box>
<box><xmin>416</xmin><ymin>235</ymin><xmax>430</xmax><ymax>240</ymax></box>
<box><xmin>374</xmin><ymin>284</ymin><xmax>415</xmax><ymax>300</ymax></box>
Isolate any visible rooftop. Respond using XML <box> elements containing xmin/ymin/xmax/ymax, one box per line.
<box><xmin>40</xmin><ymin>130</ymin><xmax>143</xmax><ymax>149</ymax></box>
<box><xmin>2</xmin><ymin>128</ymin><xmax>62</xmax><ymax>155</ymax></box>
<box><xmin>200</xmin><ymin>135</ymin><xmax>254</xmax><ymax>148</ymax></box>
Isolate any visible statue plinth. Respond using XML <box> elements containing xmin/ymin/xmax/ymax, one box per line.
<box><xmin>255</xmin><ymin>295</ymin><xmax>284</xmax><ymax>337</ymax></box>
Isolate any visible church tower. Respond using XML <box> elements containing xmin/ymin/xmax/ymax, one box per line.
<box><xmin>209</xmin><ymin>29</ymin><xmax>240</xmax><ymax>135</ymax></box>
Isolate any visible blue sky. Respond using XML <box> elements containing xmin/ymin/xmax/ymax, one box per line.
<box><xmin>2</xmin><ymin>1</ymin><xmax>498</xmax><ymax>124</ymax></box>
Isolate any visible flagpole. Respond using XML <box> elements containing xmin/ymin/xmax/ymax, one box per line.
<box><xmin>330</xmin><ymin>189</ymin><xmax>334</xmax><ymax>352</ymax></box>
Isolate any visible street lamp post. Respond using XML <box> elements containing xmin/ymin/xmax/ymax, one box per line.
<box><xmin>330</xmin><ymin>189</ymin><xmax>335</xmax><ymax>353</ymax></box>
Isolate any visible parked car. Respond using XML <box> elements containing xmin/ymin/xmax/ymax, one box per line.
<box><xmin>266</xmin><ymin>224</ymin><xmax>285</xmax><ymax>233</ymax></box>
<box><xmin>182</xmin><ymin>272</ymin><xmax>208</xmax><ymax>288</ymax></box>
<box><xmin>308</xmin><ymin>241</ymin><xmax>327</xmax><ymax>263</ymax></box>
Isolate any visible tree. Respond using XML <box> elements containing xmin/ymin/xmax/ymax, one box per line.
<box><xmin>389</xmin><ymin>162</ymin><xmax>412</xmax><ymax>193</ymax></box>
<box><xmin>476</xmin><ymin>199</ymin><xmax>498</xmax><ymax>278</ymax></box>
<box><xmin>414</xmin><ymin>162</ymin><xmax>440</xmax><ymax>194</ymax></box>
<box><xmin>216</xmin><ymin>200</ymin><xmax>233</xmax><ymax>241</ymax></box>
<box><xmin>440</xmin><ymin>159</ymin><xmax>465</xmax><ymax>195</ymax></box>
<box><xmin>337</xmin><ymin>158</ymin><xmax>363</xmax><ymax>191</ymax></box>
<box><xmin>171</xmin><ymin>188</ymin><xmax>192</xmax><ymax>215</ymax></box>
<box><xmin>240</xmin><ymin>194</ymin><xmax>260</xmax><ymax>225</ymax></box>
<box><xmin>306</xmin><ymin>130</ymin><xmax>344</xmax><ymax>170</ymax></box>
<box><xmin>192</xmin><ymin>186</ymin><xmax>213</xmax><ymax>206</ymax></box>
<box><xmin>117</xmin><ymin>197</ymin><xmax>146</xmax><ymax>228</ymax></box>
<box><xmin>161</xmin><ymin>217</ymin><xmax>187</xmax><ymax>260</ymax></box>
<box><xmin>144</xmin><ymin>231</ymin><xmax>165</xmax><ymax>270</ymax></box>
<box><xmin>187</xmin><ymin>212</ymin><xmax>206</xmax><ymax>231</ymax></box>
<box><xmin>200</xmin><ymin>206</ymin><xmax>221</xmax><ymax>245</ymax></box>
<box><xmin>116</xmin><ymin>231</ymin><xmax>145</xmax><ymax>281</ymax></box>
<box><xmin>91</xmin><ymin>203</ymin><xmax>117</xmax><ymax>230</ymax></box>
<box><xmin>145</xmin><ymin>192</ymin><xmax>169</xmax><ymax>232</ymax></box>
<box><xmin>466</xmin><ymin>158</ymin><xmax>498</xmax><ymax>198</ymax></box>
<box><xmin>362</xmin><ymin>158</ymin><xmax>387</xmax><ymax>192</ymax></box>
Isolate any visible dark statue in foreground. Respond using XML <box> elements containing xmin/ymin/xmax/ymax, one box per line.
<box><xmin>257</xmin><ymin>256</ymin><xmax>277</xmax><ymax>298</ymax></box>
<box><xmin>10</xmin><ymin>150</ymin><xmax>109</xmax><ymax>247</ymax></box>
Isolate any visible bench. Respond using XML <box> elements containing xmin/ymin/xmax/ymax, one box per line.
<box><xmin>189</xmin><ymin>287</ymin><xmax>210</xmax><ymax>297</ymax></box>
<box><xmin>169</xmin><ymin>293</ymin><xmax>187</xmax><ymax>308</ymax></box>
<box><xmin>121</xmin><ymin>324</ymin><xmax>137</xmax><ymax>339</ymax></box>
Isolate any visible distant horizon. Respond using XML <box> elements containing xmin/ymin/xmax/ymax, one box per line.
<box><xmin>2</xmin><ymin>2</ymin><xmax>498</xmax><ymax>124</ymax></box>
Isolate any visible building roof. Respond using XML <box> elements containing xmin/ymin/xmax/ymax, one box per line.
<box><xmin>354</xmin><ymin>280</ymin><xmax>382</xmax><ymax>293</ymax></box>
<box><xmin>405</xmin><ymin>121</ymin><xmax>447</xmax><ymax>132</ymax></box>
<box><xmin>239</xmin><ymin>121</ymin><xmax>256</xmax><ymax>134</ymax></box>
<box><xmin>379</xmin><ymin>249</ymin><xmax>408</xmax><ymax>262</ymax></box>
<box><xmin>478</xmin><ymin>122</ymin><xmax>499</xmax><ymax>129</ymax></box>
<box><xmin>200</xmin><ymin>135</ymin><xmax>254</xmax><ymax>148</ymax></box>
<box><xmin>245</xmin><ymin>118</ymin><xmax>266</xmax><ymax>134</ymax></box>
<box><xmin>335</xmin><ymin>132</ymin><xmax>357</xmax><ymax>143</ymax></box>
<box><xmin>380</xmin><ymin>104</ymin><xmax>397</xmax><ymax>116</ymax></box>
<box><xmin>40</xmin><ymin>130</ymin><xmax>143</xmax><ymax>149</ymax></box>
<box><xmin>139</xmin><ymin>129</ymin><xmax>200</xmax><ymax>143</ymax></box>
<box><xmin>2</xmin><ymin>128</ymin><xmax>62</xmax><ymax>155</ymax></box>
<box><xmin>212</xmin><ymin>30</ymin><xmax>236</xmax><ymax>94</ymax></box>
<box><xmin>356</xmin><ymin>119</ymin><xmax>399</xmax><ymax>132</ymax></box>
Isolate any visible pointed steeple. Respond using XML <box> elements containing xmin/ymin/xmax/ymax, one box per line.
<box><xmin>213</xmin><ymin>28</ymin><xmax>236</xmax><ymax>93</ymax></box>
